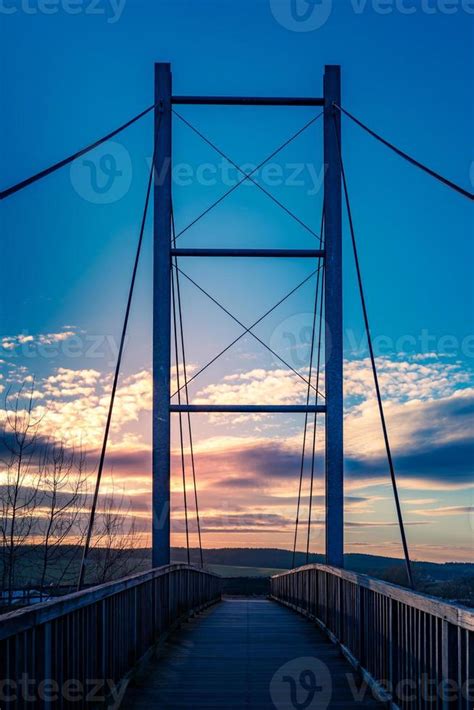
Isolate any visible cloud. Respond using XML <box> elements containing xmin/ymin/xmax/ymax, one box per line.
<box><xmin>411</xmin><ymin>505</ymin><xmax>473</xmax><ymax>517</ymax></box>
<box><xmin>344</xmin><ymin>388</ymin><xmax>474</xmax><ymax>488</ymax></box>
<box><xmin>0</xmin><ymin>368</ymin><xmax>154</xmax><ymax>452</ymax></box>
<box><xmin>0</xmin><ymin>329</ymin><xmax>79</xmax><ymax>354</ymax></box>
<box><xmin>165</xmin><ymin>386</ymin><xmax>474</xmax><ymax>492</ymax></box>
<box><xmin>191</xmin><ymin>355</ymin><xmax>472</xmax><ymax>411</ymax></box>
<box><xmin>344</xmin><ymin>356</ymin><xmax>471</xmax><ymax>403</ymax></box>
<box><xmin>345</xmin><ymin>520</ymin><xmax>430</xmax><ymax>528</ymax></box>
<box><xmin>6</xmin><ymin>358</ymin><xmax>468</xmax><ymax>495</ymax></box>
<box><xmin>194</xmin><ymin>367</ymin><xmax>310</xmax><ymax>407</ymax></box>
<box><xmin>404</xmin><ymin>498</ymin><xmax>438</xmax><ymax>505</ymax></box>
<box><xmin>201</xmin><ymin>513</ymin><xmax>291</xmax><ymax>532</ymax></box>
<box><xmin>0</xmin><ymin>351</ymin><xmax>472</xmax><ymax>561</ymax></box>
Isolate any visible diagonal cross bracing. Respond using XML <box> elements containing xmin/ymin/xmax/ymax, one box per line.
<box><xmin>173</xmin><ymin>264</ymin><xmax>325</xmax><ymax>400</ymax></box>
<box><xmin>173</xmin><ymin>110</ymin><xmax>323</xmax><ymax>241</ymax></box>
<box><xmin>170</xmin><ymin>267</ymin><xmax>324</xmax><ymax>400</ymax></box>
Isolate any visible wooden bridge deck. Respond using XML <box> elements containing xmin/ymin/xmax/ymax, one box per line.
<box><xmin>122</xmin><ymin>598</ymin><xmax>385</xmax><ymax>709</ymax></box>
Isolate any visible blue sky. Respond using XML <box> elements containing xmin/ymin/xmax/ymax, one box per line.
<box><xmin>1</xmin><ymin>0</ymin><xmax>473</xmax><ymax>562</ymax></box>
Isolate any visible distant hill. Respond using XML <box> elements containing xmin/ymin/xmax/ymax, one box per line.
<box><xmin>170</xmin><ymin>547</ymin><xmax>474</xmax><ymax>605</ymax></box>
<box><xmin>171</xmin><ymin>546</ymin><xmax>473</xmax><ymax>582</ymax></box>
<box><xmin>2</xmin><ymin>546</ymin><xmax>472</xmax><ymax>606</ymax></box>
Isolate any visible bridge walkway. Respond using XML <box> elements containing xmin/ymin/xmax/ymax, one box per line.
<box><xmin>122</xmin><ymin>597</ymin><xmax>385</xmax><ymax>709</ymax></box>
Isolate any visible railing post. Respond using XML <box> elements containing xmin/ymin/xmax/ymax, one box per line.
<box><xmin>338</xmin><ymin>576</ymin><xmax>343</xmax><ymax>641</ymax></box>
<box><xmin>441</xmin><ymin>620</ymin><xmax>459</xmax><ymax>709</ymax></box>
<box><xmin>359</xmin><ymin>585</ymin><xmax>366</xmax><ymax>670</ymax></box>
<box><xmin>134</xmin><ymin>586</ymin><xmax>138</xmax><ymax>662</ymax></box>
<box><xmin>314</xmin><ymin>568</ymin><xmax>319</xmax><ymax>618</ymax></box>
<box><xmin>388</xmin><ymin>598</ymin><xmax>396</xmax><ymax>700</ymax></box>
<box><xmin>101</xmin><ymin>599</ymin><xmax>108</xmax><ymax>688</ymax></box>
<box><xmin>44</xmin><ymin>622</ymin><xmax>52</xmax><ymax>710</ymax></box>
<box><xmin>153</xmin><ymin>61</ymin><xmax>172</xmax><ymax>568</ymax></box>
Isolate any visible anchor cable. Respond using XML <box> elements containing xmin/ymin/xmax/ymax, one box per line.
<box><xmin>333</xmin><ymin>114</ymin><xmax>415</xmax><ymax>590</ymax></box>
<box><xmin>1</xmin><ymin>104</ymin><xmax>154</xmax><ymax>200</ymax></box>
<box><xmin>77</xmin><ymin>123</ymin><xmax>159</xmax><ymax>590</ymax></box>
<box><xmin>336</xmin><ymin>104</ymin><xmax>473</xmax><ymax>201</ymax></box>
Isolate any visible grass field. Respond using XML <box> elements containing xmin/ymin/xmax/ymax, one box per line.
<box><xmin>206</xmin><ymin>564</ymin><xmax>286</xmax><ymax>578</ymax></box>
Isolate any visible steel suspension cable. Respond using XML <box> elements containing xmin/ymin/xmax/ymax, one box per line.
<box><xmin>292</xmin><ymin>210</ymin><xmax>325</xmax><ymax>568</ymax></box>
<box><xmin>171</xmin><ymin>207</ymin><xmax>204</xmax><ymax>567</ymax></box>
<box><xmin>171</xmin><ymin>267</ymin><xmax>191</xmax><ymax>564</ymax></box>
<box><xmin>292</xmin><ymin>270</ymin><xmax>320</xmax><ymax>567</ymax></box>
<box><xmin>336</xmin><ymin>104</ymin><xmax>473</xmax><ymax>201</ymax></box>
<box><xmin>332</xmin><ymin>115</ymin><xmax>415</xmax><ymax>590</ymax></box>
<box><xmin>77</xmin><ymin>126</ymin><xmax>159</xmax><ymax>591</ymax></box>
<box><xmin>173</xmin><ymin>110</ymin><xmax>322</xmax><ymax>242</ymax></box>
<box><xmin>306</xmin><ymin>266</ymin><xmax>325</xmax><ymax>564</ymax></box>
<box><xmin>1</xmin><ymin>104</ymin><xmax>155</xmax><ymax>200</ymax></box>
<box><xmin>170</xmin><ymin>267</ymin><xmax>322</xmax><ymax>400</ymax></box>
<box><xmin>174</xmin><ymin>265</ymin><xmax>325</xmax><ymax>400</ymax></box>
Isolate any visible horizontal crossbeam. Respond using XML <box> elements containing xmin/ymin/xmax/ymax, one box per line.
<box><xmin>171</xmin><ymin>248</ymin><xmax>325</xmax><ymax>258</ymax></box>
<box><xmin>170</xmin><ymin>405</ymin><xmax>326</xmax><ymax>414</ymax></box>
<box><xmin>172</xmin><ymin>96</ymin><xmax>324</xmax><ymax>106</ymax></box>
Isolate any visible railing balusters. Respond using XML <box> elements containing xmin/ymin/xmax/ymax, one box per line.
<box><xmin>270</xmin><ymin>565</ymin><xmax>473</xmax><ymax>709</ymax></box>
<box><xmin>466</xmin><ymin>628</ymin><xmax>474</xmax><ymax>710</ymax></box>
<box><xmin>0</xmin><ymin>564</ymin><xmax>221</xmax><ymax>709</ymax></box>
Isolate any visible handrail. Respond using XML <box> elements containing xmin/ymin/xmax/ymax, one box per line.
<box><xmin>0</xmin><ymin>563</ymin><xmax>213</xmax><ymax>639</ymax></box>
<box><xmin>0</xmin><ymin>564</ymin><xmax>222</xmax><ymax>709</ymax></box>
<box><xmin>271</xmin><ymin>564</ymin><xmax>473</xmax><ymax>709</ymax></box>
<box><xmin>272</xmin><ymin>563</ymin><xmax>474</xmax><ymax>629</ymax></box>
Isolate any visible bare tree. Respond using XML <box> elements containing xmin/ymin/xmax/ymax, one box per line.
<box><xmin>37</xmin><ymin>442</ymin><xmax>88</xmax><ymax>594</ymax></box>
<box><xmin>0</xmin><ymin>384</ymin><xmax>90</xmax><ymax>606</ymax></box>
<box><xmin>0</xmin><ymin>384</ymin><xmax>43</xmax><ymax>605</ymax></box>
<box><xmin>88</xmin><ymin>482</ymin><xmax>143</xmax><ymax>585</ymax></box>
<box><xmin>0</xmin><ymin>382</ymin><xmax>144</xmax><ymax>606</ymax></box>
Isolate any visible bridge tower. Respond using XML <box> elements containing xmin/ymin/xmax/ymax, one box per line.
<box><xmin>152</xmin><ymin>64</ymin><xmax>343</xmax><ymax>569</ymax></box>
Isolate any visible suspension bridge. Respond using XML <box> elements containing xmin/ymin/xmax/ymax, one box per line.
<box><xmin>0</xmin><ymin>64</ymin><xmax>473</xmax><ymax>709</ymax></box>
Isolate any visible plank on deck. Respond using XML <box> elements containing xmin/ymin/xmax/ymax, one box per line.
<box><xmin>122</xmin><ymin>598</ymin><xmax>385</xmax><ymax>709</ymax></box>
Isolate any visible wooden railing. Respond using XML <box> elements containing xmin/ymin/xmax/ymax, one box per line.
<box><xmin>0</xmin><ymin>564</ymin><xmax>221</xmax><ymax>709</ymax></box>
<box><xmin>271</xmin><ymin>564</ymin><xmax>473</xmax><ymax>710</ymax></box>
